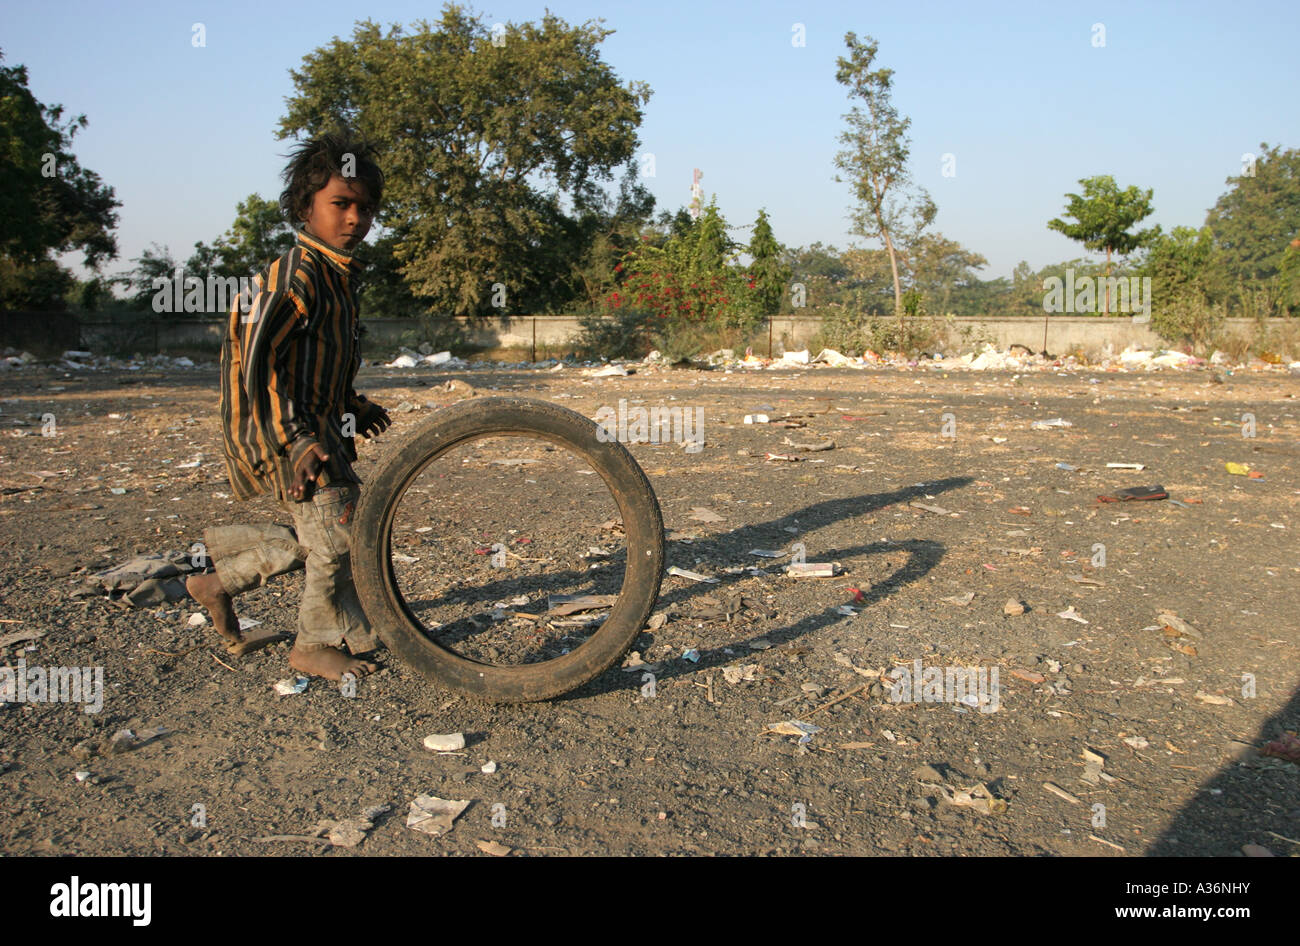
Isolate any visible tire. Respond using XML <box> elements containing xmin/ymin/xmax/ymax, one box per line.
<box><xmin>351</xmin><ymin>396</ymin><xmax>665</xmax><ymax>702</ymax></box>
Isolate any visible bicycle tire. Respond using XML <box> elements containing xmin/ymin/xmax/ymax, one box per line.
<box><xmin>350</xmin><ymin>396</ymin><xmax>665</xmax><ymax>702</ymax></box>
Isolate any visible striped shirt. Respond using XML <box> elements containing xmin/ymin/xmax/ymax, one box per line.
<box><xmin>219</xmin><ymin>228</ymin><xmax>374</xmax><ymax>502</ymax></box>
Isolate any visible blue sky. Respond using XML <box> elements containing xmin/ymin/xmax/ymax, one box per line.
<box><xmin>4</xmin><ymin>0</ymin><xmax>1296</xmax><ymax>284</ymax></box>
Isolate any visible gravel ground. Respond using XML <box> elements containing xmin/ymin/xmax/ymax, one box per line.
<box><xmin>1</xmin><ymin>358</ymin><xmax>1297</xmax><ymax>856</ymax></box>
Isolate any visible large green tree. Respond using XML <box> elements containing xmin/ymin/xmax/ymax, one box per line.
<box><xmin>0</xmin><ymin>51</ymin><xmax>119</xmax><ymax>309</ymax></box>
<box><xmin>833</xmin><ymin>32</ymin><xmax>935</xmax><ymax>322</ymax></box>
<box><xmin>1047</xmin><ymin>175</ymin><xmax>1158</xmax><ymax>315</ymax></box>
<box><xmin>746</xmin><ymin>209</ymin><xmax>789</xmax><ymax>316</ymax></box>
<box><xmin>1205</xmin><ymin>143</ymin><xmax>1300</xmax><ymax>317</ymax></box>
<box><xmin>906</xmin><ymin>233</ymin><xmax>987</xmax><ymax>316</ymax></box>
<box><xmin>278</xmin><ymin>6</ymin><xmax>651</xmax><ymax>316</ymax></box>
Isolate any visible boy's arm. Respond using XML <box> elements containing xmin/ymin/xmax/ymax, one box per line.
<box><xmin>240</xmin><ymin>280</ymin><xmax>322</xmax><ymax>470</ymax></box>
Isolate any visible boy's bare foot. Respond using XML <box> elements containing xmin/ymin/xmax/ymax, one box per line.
<box><xmin>289</xmin><ymin>644</ymin><xmax>378</xmax><ymax>682</ymax></box>
<box><xmin>186</xmin><ymin>572</ymin><xmax>242</xmax><ymax>645</ymax></box>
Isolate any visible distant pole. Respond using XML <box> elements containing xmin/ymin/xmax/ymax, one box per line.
<box><xmin>689</xmin><ymin>169</ymin><xmax>703</xmax><ymax>221</ymax></box>
<box><xmin>531</xmin><ymin>317</ymin><xmax>536</xmax><ymax>363</ymax></box>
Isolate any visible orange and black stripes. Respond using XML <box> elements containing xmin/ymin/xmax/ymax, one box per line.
<box><xmin>219</xmin><ymin>229</ymin><xmax>371</xmax><ymax>502</ymax></box>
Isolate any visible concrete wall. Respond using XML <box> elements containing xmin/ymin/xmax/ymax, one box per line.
<box><xmin>65</xmin><ymin>312</ymin><xmax>1288</xmax><ymax>361</ymax></box>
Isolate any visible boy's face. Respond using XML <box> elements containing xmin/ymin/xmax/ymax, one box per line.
<box><xmin>302</xmin><ymin>174</ymin><xmax>376</xmax><ymax>251</ymax></box>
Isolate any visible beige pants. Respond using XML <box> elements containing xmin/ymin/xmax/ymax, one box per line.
<box><xmin>202</xmin><ymin>484</ymin><xmax>378</xmax><ymax>653</ymax></box>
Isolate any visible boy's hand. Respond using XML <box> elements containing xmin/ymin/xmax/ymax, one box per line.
<box><xmin>291</xmin><ymin>443</ymin><xmax>331</xmax><ymax>501</ymax></box>
<box><xmin>356</xmin><ymin>401</ymin><xmax>392</xmax><ymax>439</ymax></box>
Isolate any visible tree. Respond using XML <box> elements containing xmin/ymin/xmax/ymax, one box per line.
<box><xmin>115</xmin><ymin>244</ymin><xmax>178</xmax><ymax>309</ymax></box>
<box><xmin>0</xmin><ymin>50</ymin><xmax>120</xmax><ymax>309</ymax></box>
<box><xmin>1204</xmin><ymin>143</ymin><xmax>1300</xmax><ymax>317</ymax></box>
<box><xmin>1047</xmin><ymin>175</ymin><xmax>1158</xmax><ymax>315</ymax></box>
<box><xmin>906</xmin><ymin>233</ymin><xmax>987</xmax><ymax>316</ymax></box>
<box><xmin>190</xmin><ymin>194</ymin><xmax>296</xmax><ymax>279</ymax></box>
<box><xmin>833</xmin><ymin>32</ymin><xmax>935</xmax><ymax>322</ymax></box>
<box><xmin>746</xmin><ymin>209</ymin><xmax>789</xmax><ymax>316</ymax></box>
<box><xmin>278</xmin><ymin>6</ymin><xmax>651</xmax><ymax>316</ymax></box>
<box><xmin>1140</xmin><ymin>225</ymin><xmax>1224</xmax><ymax>349</ymax></box>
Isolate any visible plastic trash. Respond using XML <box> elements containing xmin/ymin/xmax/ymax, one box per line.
<box><xmin>767</xmin><ymin>719</ymin><xmax>822</xmax><ymax>745</ymax></box>
<box><xmin>406</xmin><ymin>795</ymin><xmax>471</xmax><ymax>837</ymax></box>
<box><xmin>1030</xmin><ymin>418</ymin><xmax>1073</xmax><ymax>430</ymax></box>
<box><xmin>274</xmin><ymin>677</ymin><xmax>309</xmax><ymax>696</ymax></box>
<box><xmin>666</xmin><ymin>566</ymin><xmax>719</xmax><ymax>584</ymax></box>
<box><xmin>785</xmin><ymin>562</ymin><xmax>835</xmax><ymax>578</ymax></box>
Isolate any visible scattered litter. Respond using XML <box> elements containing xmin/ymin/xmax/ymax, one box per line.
<box><xmin>74</xmin><ymin>771</ymin><xmax>91</xmax><ymax>782</ymax></box>
<box><xmin>1194</xmin><ymin>691</ymin><xmax>1233</xmax><ymax>706</ymax></box>
<box><xmin>1010</xmin><ymin>669</ymin><xmax>1046</xmax><ymax>684</ymax></box>
<box><xmin>909</xmin><ymin>502</ymin><xmax>951</xmax><ymax>515</ymax></box>
<box><xmin>186</xmin><ymin>612</ymin><xmax>207</xmax><ymax>627</ymax></box>
<box><xmin>237</xmin><ymin>617</ymin><xmax>261</xmax><ymax>631</ymax></box>
<box><xmin>942</xmin><ymin>591</ymin><xmax>975</xmax><ymax>606</ymax></box>
<box><xmin>764</xmin><ymin>453</ymin><xmax>802</xmax><ymax>462</ymax></box>
<box><xmin>785</xmin><ymin>562</ymin><xmax>836</xmax><ymax>578</ymax></box>
<box><xmin>1225</xmin><ymin>462</ymin><xmax>1264</xmax><ymax>478</ymax></box>
<box><xmin>406</xmin><ymin>795</ymin><xmax>471</xmax><ymax>837</ymax></box>
<box><xmin>1055</xmin><ymin>462</ymin><xmax>1077</xmax><ymax>471</ymax></box>
<box><xmin>666</xmin><ymin>566</ymin><xmax>719</xmax><ymax>584</ymax></box>
<box><xmin>1068</xmin><ymin>574</ymin><xmax>1104</xmax><ymax>587</ymax></box>
<box><xmin>107</xmin><ymin>726</ymin><xmax>169</xmax><ymax>754</ymax></box>
<box><xmin>835</xmin><ymin>605</ymin><xmax>857</xmax><ymax>616</ymax></box>
<box><xmin>940</xmin><ymin>783</ymin><xmax>1008</xmax><ymax>815</ymax></box>
<box><xmin>423</xmin><ymin>732</ymin><xmax>467</xmax><ymax>752</ymax></box>
<box><xmin>765</xmin><ymin>719</ymin><xmax>822</xmax><ymax>744</ymax></box>
<box><xmin>748</xmin><ymin>548</ymin><xmax>787</xmax><ymax>558</ymax></box>
<box><xmin>1106</xmin><ymin>462</ymin><xmax>1145</xmax><ymax>470</ymax></box>
<box><xmin>1122</xmin><ymin>735</ymin><xmax>1150</xmax><ymax>750</ymax></box>
<box><xmin>480</xmin><ymin>761</ymin><xmax>498</xmax><ymax>774</ymax></box>
<box><xmin>1042</xmin><ymin>782</ymin><xmax>1081</xmax><ymax>804</ymax></box>
<box><xmin>722</xmin><ymin>664</ymin><xmax>759</xmax><ymax>684</ymax></box>
<box><xmin>273</xmin><ymin>677</ymin><xmax>309</xmax><ymax>696</ymax></box>
<box><xmin>547</xmin><ymin>593</ymin><xmax>618</xmax><ymax>614</ymax></box>
<box><xmin>1081</xmin><ymin>748</ymin><xmax>1107</xmax><ymax>784</ymax></box>
<box><xmin>476</xmin><ymin>839</ymin><xmax>511</xmax><ymax>856</ymax></box>
<box><xmin>748</xmin><ymin>639</ymin><xmax>773</xmax><ymax>651</ymax></box>
<box><xmin>781</xmin><ymin>437</ymin><xmax>835</xmax><ymax>452</ymax></box>
<box><xmin>1031</xmin><ymin>418</ymin><xmax>1073</xmax><ymax>430</ymax></box>
<box><xmin>1056</xmin><ymin>607</ymin><xmax>1089</xmax><ymax>624</ymax></box>
<box><xmin>743</xmin><ymin>414</ymin><xmax>770</xmax><ymax>424</ymax></box>
<box><xmin>1157</xmin><ymin>610</ymin><xmax>1203</xmax><ymax>640</ymax></box>
<box><xmin>586</xmin><ymin>364</ymin><xmax>629</xmax><ymax>378</ymax></box>
<box><xmin>681</xmin><ymin>648</ymin><xmax>700</xmax><ymax>663</ymax></box>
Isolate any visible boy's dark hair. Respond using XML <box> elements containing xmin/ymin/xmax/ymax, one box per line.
<box><xmin>278</xmin><ymin>130</ymin><xmax>384</xmax><ymax>227</ymax></box>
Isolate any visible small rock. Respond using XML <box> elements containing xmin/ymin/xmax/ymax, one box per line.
<box><xmin>423</xmin><ymin>732</ymin><xmax>466</xmax><ymax>752</ymax></box>
<box><xmin>1003</xmin><ymin>598</ymin><xmax>1025</xmax><ymax>616</ymax></box>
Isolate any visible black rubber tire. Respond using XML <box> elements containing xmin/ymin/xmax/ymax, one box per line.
<box><xmin>351</xmin><ymin>396</ymin><xmax>665</xmax><ymax>702</ymax></box>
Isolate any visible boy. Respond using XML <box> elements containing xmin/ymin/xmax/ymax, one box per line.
<box><xmin>186</xmin><ymin>131</ymin><xmax>391</xmax><ymax>682</ymax></box>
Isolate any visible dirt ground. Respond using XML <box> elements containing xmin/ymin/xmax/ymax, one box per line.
<box><xmin>1</xmin><ymin>357</ymin><xmax>1297</xmax><ymax>856</ymax></box>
